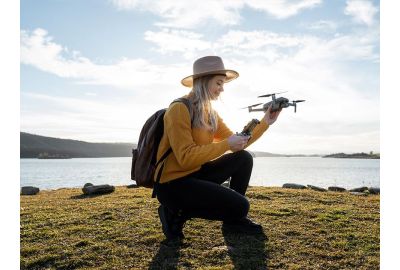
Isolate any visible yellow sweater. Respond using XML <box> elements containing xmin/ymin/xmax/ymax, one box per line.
<box><xmin>154</xmin><ymin>99</ymin><xmax>269</xmax><ymax>184</ymax></box>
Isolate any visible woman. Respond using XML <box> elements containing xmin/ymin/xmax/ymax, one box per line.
<box><xmin>155</xmin><ymin>56</ymin><xmax>281</xmax><ymax>240</ymax></box>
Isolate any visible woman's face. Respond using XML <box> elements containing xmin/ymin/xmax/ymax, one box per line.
<box><xmin>208</xmin><ymin>75</ymin><xmax>226</xmax><ymax>100</ymax></box>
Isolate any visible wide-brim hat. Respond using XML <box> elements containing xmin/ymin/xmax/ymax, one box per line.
<box><xmin>181</xmin><ymin>56</ymin><xmax>239</xmax><ymax>87</ymax></box>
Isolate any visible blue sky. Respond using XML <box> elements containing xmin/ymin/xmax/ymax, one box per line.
<box><xmin>20</xmin><ymin>0</ymin><xmax>380</xmax><ymax>154</ymax></box>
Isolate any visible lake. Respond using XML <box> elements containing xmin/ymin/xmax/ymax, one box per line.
<box><xmin>20</xmin><ymin>157</ymin><xmax>379</xmax><ymax>190</ymax></box>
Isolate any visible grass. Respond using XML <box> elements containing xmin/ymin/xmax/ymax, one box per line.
<box><xmin>20</xmin><ymin>186</ymin><xmax>379</xmax><ymax>269</ymax></box>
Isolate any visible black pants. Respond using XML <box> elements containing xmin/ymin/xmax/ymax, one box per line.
<box><xmin>156</xmin><ymin>150</ymin><xmax>253</xmax><ymax>222</ymax></box>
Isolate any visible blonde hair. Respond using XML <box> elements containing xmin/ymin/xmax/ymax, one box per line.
<box><xmin>188</xmin><ymin>75</ymin><xmax>219</xmax><ymax>132</ymax></box>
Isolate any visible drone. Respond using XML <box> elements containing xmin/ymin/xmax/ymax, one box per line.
<box><xmin>242</xmin><ymin>91</ymin><xmax>305</xmax><ymax>113</ymax></box>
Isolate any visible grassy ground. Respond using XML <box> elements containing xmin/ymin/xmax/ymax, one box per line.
<box><xmin>20</xmin><ymin>186</ymin><xmax>379</xmax><ymax>269</ymax></box>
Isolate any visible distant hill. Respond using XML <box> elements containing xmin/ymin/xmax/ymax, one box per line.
<box><xmin>20</xmin><ymin>132</ymin><xmax>136</xmax><ymax>158</ymax></box>
<box><xmin>322</xmin><ymin>152</ymin><xmax>380</xmax><ymax>159</ymax></box>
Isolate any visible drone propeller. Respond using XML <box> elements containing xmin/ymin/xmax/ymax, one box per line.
<box><xmin>241</xmin><ymin>103</ymin><xmax>262</xmax><ymax>109</ymax></box>
<box><xmin>258</xmin><ymin>91</ymin><xmax>287</xmax><ymax>98</ymax></box>
<box><xmin>292</xmin><ymin>100</ymin><xmax>305</xmax><ymax>103</ymax></box>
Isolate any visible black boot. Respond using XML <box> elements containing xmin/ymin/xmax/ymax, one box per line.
<box><xmin>158</xmin><ymin>205</ymin><xmax>186</xmax><ymax>240</ymax></box>
<box><xmin>222</xmin><ymin>217</ymin><xmax>263</xmax><ymax>233</ymax></box>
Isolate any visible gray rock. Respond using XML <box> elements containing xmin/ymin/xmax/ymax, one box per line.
<box><xmin>328</xmin><ymin>186</ymin><xmax>347</xmax><ymax>192</ymax></box>
<box><xmin>21</xmin><ymin>186</ymin><xmax>40</xmax><ymax>195</ymax></box>
<box><xmin>283</xmin><ymin>183</ymin><xmax>307</xmax><ymax>189</ymax></box>
<box><xmin>82</xmin><ymin>184</ymin><xmax>115</xmax><ymax>195</ymax></box>
<box><xmin>349</xmin><ymin>186</ymin><xmax>368</xmax><ymax>192</ymax></box>
<box><xmin>84</xmin><ymin>183</ymin><xmax>94</xmax><ymax>188</ymax></box>
<box><xmin>368</xmin><ymin>187</ymin><xmax>380</xmax><ymax>194</ymax></box>
<box><xmin>126</xmin><ymin>184</ymin><xmax>139</xmax><ymax>189</ymax></box>
<box><xmin>350</xmin><ymin>192</ymin><xmax>368</xmax><ymax>196</ymax></box>
<box><xmin>307</xmin><ymin>185</ymin><xmax>327</xmax><ymax>192</ymax></box>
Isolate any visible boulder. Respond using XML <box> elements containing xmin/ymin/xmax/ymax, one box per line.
<box><xmin>350</xmin><ymin>192</ymin><xmax>368</xmax><ymax>196</ymax></box>
<box><xmin>307</xmin><ymin>185</ymin><xmax>327</xmax><ymax>192</ymax></box>
<box><xmin>368</xmin><ymin>187</ymin><xmax>380</xmax><ymax>195</ymax></box>
<box><xmin>349</xmin><ymin>186</ymin><xmax>368</xmax><ymax>193</ymax></box>
<box><xmin>82</xmin><ymin>184</ymin><xmax>115</xmax><ymax>195</ymax></box>
<box><xmin>21</xmin><ymin>186</ymin><xmax>40</xmax><ymax>195</ymax></box>
<box><xmin>126</xmin><ymin>184</ymin><xmax>139</xmax><ymax>189</ymax></box>
<box><xmin>328</xmin><ymin>186</ymin><xmax>346</xmax><ymax>192</ymax></box>
<box><xmin>282</xmin><ymin>183</ymin><xmax>307</xmax><ymax>189</ymax></box>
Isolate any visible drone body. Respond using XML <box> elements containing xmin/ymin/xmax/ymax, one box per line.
<box><xmin>244</xmin><ymin>92</ymin><xmax>305</xmax><ymax>113</ymax></box>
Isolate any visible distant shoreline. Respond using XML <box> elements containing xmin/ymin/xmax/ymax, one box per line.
<box><xmin>322</xmin><ymin>152</ymin><xmax>380</xmax><ymax>159</ymax></box>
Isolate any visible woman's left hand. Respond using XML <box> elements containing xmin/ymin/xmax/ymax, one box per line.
<box><xmin>262</xmin><ymin>106</ymin><xmax>282</xmax><ymax>126</ymax></box>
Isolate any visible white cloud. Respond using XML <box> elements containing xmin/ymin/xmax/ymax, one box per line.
<box><xmin>144</xmin><ymin>28</ymin><xmax>211</xmax><ymax>59</ymax></box>
<box><xmin>345</xmin><ymin>0</ymin><xmax>378</xmax><ymax>26</ymax></box>
<box><xmin>110</xmin><ymin>0</ymin><xmax>321</xmax><ymax>28</ymax></box>
<box><xmin>306</xmin><ymin>20</ymin><xmax>338</xmax><ymax>31</ymax></box>
<box><xmin>20</xmin><ymin>28</ymin><xmax>188</xmax><ymax>90</ymax></box>
<box><xmin>111</xmin><ymin>0</ymin><xmax>242</xmax><ymax>28</ymax></box>
<box><xmin>245</xmin><ymin>0</ymin><xmax>322</xmax><ymax>19</ymax></box>
<box><xmin>144</xmin><ymin>28</ymin><xmax>379</xmax><ymax>64</ymax></box>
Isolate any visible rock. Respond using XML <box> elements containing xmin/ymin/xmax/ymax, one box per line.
<box><xmin>328</xmin><ymin>186</ymin><xmax>347</xmax><ymax>192</ymax></box>
<box><xmin>349</xmin><ymin>186</ymin><xmax>368</xmax><ymax>192</ymax></box>
<box><xmin>21</xmin><ymin>186</ymin><xmax>40</xmax><ymax>195</ymax></box>
<box><xmin>126</xmin><ymin>184</ymin><xmax>139</xmax><ymax>189</ymax></box>
<box><xmin>307</xmin><ymin>185</ymin><xmax>327</xmax><ymax>192</ymax></box>
<box><xmin>350</xmin><ymin>192</ymin><xmax>368</xmax><ymax>196</ymax></box>
<box><xmin>282</xmin><ymin>183</ymin><xmax>307</xmax><ymax>189</ymax></box>
<box><xmin>368</xmin><ymin>187</ymin><xmax>380</xmax><ymax>194</ymax></box>
<box><xmin>82</xmin><ymin>184</ymin><xmax>115</xmax><ymax>195</ymax></box>
<box><xmin>212</xmin><ymin>245</ymin><xmax>235</xmax><ymax>252</ymax></box>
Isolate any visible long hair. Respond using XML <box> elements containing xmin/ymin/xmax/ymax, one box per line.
<box><xmin>188</xmin><ymin>75</ymin><xmax>219</xmax><ymax>132</ymax></box>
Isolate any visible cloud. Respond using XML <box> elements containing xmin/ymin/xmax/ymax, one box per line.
<box><xmin>111</xmin><ymin>0</ymin><xmax>242</xmax><ymax>28</ymax></box>
<box><xmin>110</xmin><ymin>0</ymin><xmax>321</xmax><ymax>28</ymax></box>
<box><xmin>144</xmin><ymin>28</ymin><xmax>211</xmax><ymax>59</ymax></box>
<box><xmin>245</xmin><ymin>0</ymin><xmax>322</xmax><ymax>19</ymax></box>
<box><xmin>144</xmin><ymin>28</ymin><xmax>379</xmax><ymax>64</ymax></box>
<box><xmin>20</xmin><ymin>28</ymin><xmax>187</xmax><ymax>90</ymax></box>
<box><xmin>344</xmin><ymin>0</ymin><xmax>378</xmax><ymax>26</ymax></box>
<box><xmin>306</xmin><ymin>20</ymin><xmax>338</xmax><ymax>31</ymax></box>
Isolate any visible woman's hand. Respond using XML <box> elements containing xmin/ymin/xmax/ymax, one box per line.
<box><xmin>262</xmin><ymin>106</ymin><xmax>282</xmax><ymax>126</ymax></box>
<box><xmin>228</xmin><ymin>134</ymin><xmax>250</xmax><ymax>152</ymax></box>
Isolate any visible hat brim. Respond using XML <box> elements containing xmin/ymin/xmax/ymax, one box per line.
<box><xmin>181</xmin><ymin>70</ymin><xmax>239</xmax><ymax>88</ymax></box>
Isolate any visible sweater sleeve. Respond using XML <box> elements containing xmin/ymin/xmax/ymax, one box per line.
<box><xmin>164</xmin><ymin>103</ymin><xmax>230</xmax><ymax>170</ymax></box>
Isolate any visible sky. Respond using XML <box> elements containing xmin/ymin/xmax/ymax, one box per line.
<box><xmin>20</xmin><ymin>0</ymin><xmax>380</xmax><ymax>155</ymax></box>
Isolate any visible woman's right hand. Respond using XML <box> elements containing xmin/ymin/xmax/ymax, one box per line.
<box><xmin>228</xmin><ymin>134</ymin><xmax>250</xmax><ymax>152</ymax></box>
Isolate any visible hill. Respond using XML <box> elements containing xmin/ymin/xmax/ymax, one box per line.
<box><xmin>20</xmin><ymin>132</ymin><xmax>135</xmax><ymax>158</ymax></box>
<box><xmin>323</xmin><ymin>152</ymin><xmax>380</xmax><ymax>159</ymax></box>
<box><xmin>20</xmin><ymin>186</ymin><xmax>379</xmax><ymax>269</ymax></box>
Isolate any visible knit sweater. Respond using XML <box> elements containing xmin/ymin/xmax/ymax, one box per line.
<box><xmin>154</xmin><ymin>99</ymin><xmax>269</xmax><ymax>184</ymax></box>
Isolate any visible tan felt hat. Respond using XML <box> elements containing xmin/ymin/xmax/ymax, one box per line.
<box><xmin>181</xmin><ymin>56</ymin><xmax>239</xmax><ymax>87</ymax></box>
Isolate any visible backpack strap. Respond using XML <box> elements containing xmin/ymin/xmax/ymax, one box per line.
<box><xmin>152</xmin><ymin>98</ymin><xmax>193</xmax><ymax>198</ymax></box>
